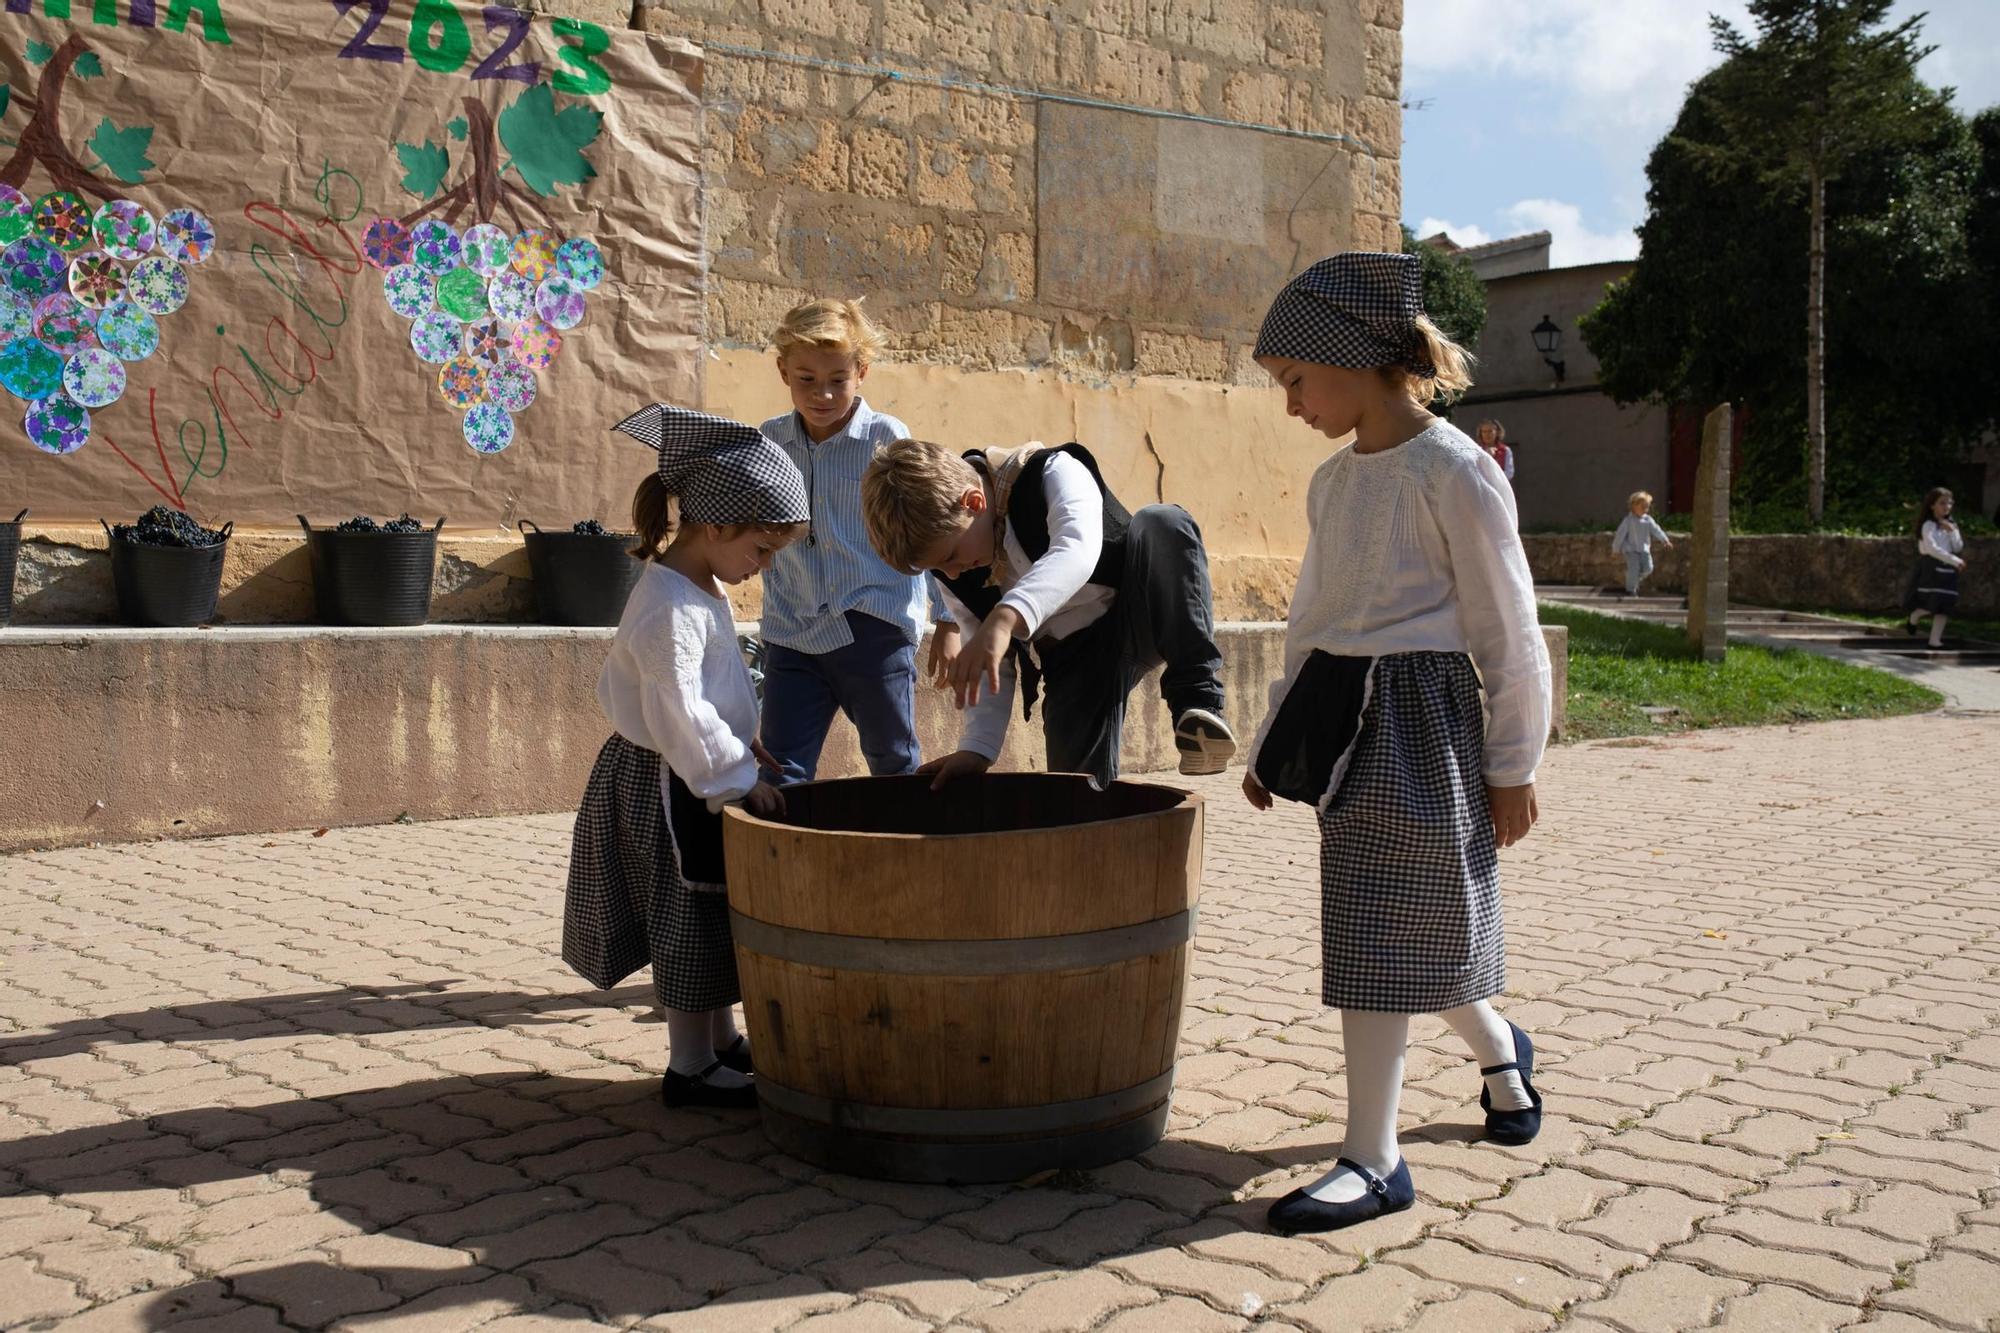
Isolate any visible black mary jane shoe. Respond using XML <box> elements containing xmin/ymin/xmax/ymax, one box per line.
<box><xmin>1481</xmin><ymin>1020</ymin><xmax>1544</xmax><ymax>1145</ymax></box>
<box><xmin>1266</xmin><ymin>1157</ymin><xmax>1415</xmax><ymax>1235</ymax></box>
<box><xmin>660</xmin><ymin>1061</ymin><xmax>757</xmax><ymax>1110</ymax></box>
<box><xmin>715</xmin><ymin>1035</ymin><xmax>754</xmax><ymax>1075</ymax></box>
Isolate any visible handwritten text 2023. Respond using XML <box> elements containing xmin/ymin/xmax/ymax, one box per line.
<box><xmin>329</xmin><ymin>0</ymin><xmax>611</xmax><ymax>95</ymax></box>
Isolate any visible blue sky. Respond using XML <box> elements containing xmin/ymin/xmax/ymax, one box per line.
<box><xmin>1401</xmin><ymin>1</ymin><xmax>2000</xmax><ymax>266</ymax></box>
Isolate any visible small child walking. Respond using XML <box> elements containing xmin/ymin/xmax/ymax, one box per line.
<box><xmin>1611</xmin><ymin>491</ymin><xmax>1672</xmax><ymax>596</ymax></box>
<box><xmin>563</xmin><ymin>405</ymin><xmax>810</xmax><ymax>1109</ymax></box>
<box><xmin>1244</xmin><ymin>253</ymin><xmax>1552</xmax><ymax>1234</ymax></box>
<box><xmin>1905</xmin><ymin>486</ymin><xmax>1966</xmax><ymax>648</ymax></box>
<box><xmin>756</xmin><ymin>298</ymin><xmax>959</xmax><ymax>785</ymax></box>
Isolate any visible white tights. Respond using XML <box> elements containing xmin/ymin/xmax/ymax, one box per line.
<box><xmin>1302</xmin><ymin>1000</ymin><xmax>1531</xmax><ymax>1203</ymax></box>
<box><xmin>665</xmin><ymin>1005</ymin><xmax>751</xmax><ymax>1087</ymax></box>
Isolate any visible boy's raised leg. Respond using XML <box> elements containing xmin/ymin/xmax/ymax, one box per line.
<box><xmin>1122</xmin><ymin>506</ymin><xmax>1232</xmax><ymax>775</ymax></box>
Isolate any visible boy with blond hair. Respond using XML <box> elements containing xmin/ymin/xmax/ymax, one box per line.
<box><xmin>756</xmin><ymin>298</ymin><xmax>959</xmax><ymax>785</ymax></box>
<box><xmin>862</xmin><ymin>437</ymin><xmax>1235</xmax><ymax>786</ymax></box>
<box><xmin>1611</xmin><ymin>490</ymin><xmax>1672</xmax><ymax>596</ymax></box>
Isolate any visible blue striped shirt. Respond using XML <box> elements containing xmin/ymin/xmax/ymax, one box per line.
<box><xmin>758</xmin><ymin>399</ymin><xmax>946</xmax><ymax>653</ymax></box>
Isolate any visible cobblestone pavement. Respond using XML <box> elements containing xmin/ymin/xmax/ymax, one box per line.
<box><xmin>3</xmin><ymin>713</ymin><xmax>1998</xmax><ymax>1332</ymax></box>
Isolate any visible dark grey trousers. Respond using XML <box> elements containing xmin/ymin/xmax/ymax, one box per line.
<box><xmin>1032</xmin><ymin>505</ymin><xmax>1226</xmax><ymax>786</ymax></box>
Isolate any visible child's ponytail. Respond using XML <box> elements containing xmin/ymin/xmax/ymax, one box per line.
<box><xmin>630</xmin><ymin>473</ymin><xmax>674</xmax><ymax>560</ymax></box>
<box><xmin>1390</xmin><ymin>315</ymin><xmax>1474</xmax><ymax>406</ymax></box>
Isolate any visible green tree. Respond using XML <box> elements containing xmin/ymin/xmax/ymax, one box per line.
<box><xmin>1582</xmin><ymin>33</ymin><xmax>1987</xmax><ymax>523</ymax></box>
<box><xmin>1699</xmin><ymin>1</ymin><xmax>1938</xmax><ymax>521</ymax></box>
<box><xmin>1971</xmin><ymin>109</ymin><xmax>2000</xmax><ymax>426</ymax></box>
<box><xmin>1402</xmin><ymin>224</ymin><xmax>1486</xmax><ymax>350</ymax></box>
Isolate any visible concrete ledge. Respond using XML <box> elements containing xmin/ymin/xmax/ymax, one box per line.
<box><xmin>0</xmin><ymin>622</ymin><xmax>1567</xmax><ymax>851</ymax></box>
<box><xmin>3</xmin><ymin>526</ymin><xmax>1304</xmax><ymax>626</ymax></box>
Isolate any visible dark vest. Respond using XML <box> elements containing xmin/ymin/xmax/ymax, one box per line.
<box><xmin>939</xmin><ymin>442</ymin><xmax>1130</xmax><ymax>610</ymax></box>
<box><xmin>938</xmin><ymin>443</ymin><xmax>1131</xmax><ymax>719</ymax></box>
<box><xmin>1006</xmin><ymin>444</ymin><xmax>1132</xmax><ymax>588</ymax></box>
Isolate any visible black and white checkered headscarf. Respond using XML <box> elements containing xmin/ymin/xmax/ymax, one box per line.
<box><xmin>1253</xmin><ymin>252</ymin><xmax>1436</xmax><ymax>380</ymax></box>
<box><xmin>611</xmin><ymin>404</ymin><xmax>810</xmax><ymax>526</ymax></box>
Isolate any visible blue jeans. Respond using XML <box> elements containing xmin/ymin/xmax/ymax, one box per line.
<box><xmin>758</xmin><ymin>610</ymin><xmax>920</xmax><ymax>784</ymax></box>
<box><xmin>1624</xmin><ymin>550</ymin><xmax>1653</xmax><ymax>594</ymax></box>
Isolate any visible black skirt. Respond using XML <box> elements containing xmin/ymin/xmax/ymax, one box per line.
<box><xmin>1907</xmin><ymin>557</ymin><xmax>1960</xmax><ymax>615</ymax></box>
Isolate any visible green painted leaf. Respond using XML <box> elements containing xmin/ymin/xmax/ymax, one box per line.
<box><xmin>0</xmin><ymin>86</ymin><xmax>10</xmax><ymax>121</ymax></box>
<box><xmin>24</xmin><ymin>41</ymin><xmax>52</xmax><ymax>67</ymax></box>
<box><xmin>394</xmin><ymin>139</ymin><xmax>450</xmax><ymax>200</ymax></box>
<box><xmin>496</xmin><ymin>82</ymin><xmax>601</xmax><ymax>198</ymax></box>
<box><xmin>75</xmin><ymin>53</ymin><xmax>103</xmax><ymax>80</ymax></box>
<box><xmin>446</xmin><ymin>116</ymin><xmax>468</xmax><ymax>142</ymax></box>
<box><xmin>88</xmin><ymin>118</ymin><xmax>155</xmax><ymax>184</ymax></box>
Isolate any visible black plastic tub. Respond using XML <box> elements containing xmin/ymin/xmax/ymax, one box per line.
<box><xmin>102</xmin><ymin>517</ymin><xmax>231</xmax><ymax>628</ymax></box>
<box><xmin>0</xmin><ymin>508</ymin><xmax>24</xmax><ymax>628</ymax></box>
<box><xmin>519</xmin><ymin>520</ymin><xmax>642</xmax><ymax>627</ymax></box>
<box><xmin>299</xmin><ymin>515</ymin><xmax>442</xmax><ymax>627</ymax></box>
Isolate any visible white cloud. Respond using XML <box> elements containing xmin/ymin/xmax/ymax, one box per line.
<box><xmin>1405</xmin><ymin>0</ymin><xmax>1752</xmax><ymax>138</ymax></box>
<box><xmin>1899</xmin><ymin>0</ymin><xmax>2000</xmax><ymax>113</ymax></box>
<box><xmin>1415</xmin><ymin>216</ymin><xmax>1491</xmax><ymax>247</ymax></box>
<box><xmin>1501</xmin><ymin>199</ymin><xmax>1636</xmax><ymax>266</ymax></box>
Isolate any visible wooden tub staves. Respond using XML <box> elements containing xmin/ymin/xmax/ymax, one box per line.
<box><xmin>722</xmin><ymin>773</ymin><xmax>1203</xmax><ymax>1183</ymax></box>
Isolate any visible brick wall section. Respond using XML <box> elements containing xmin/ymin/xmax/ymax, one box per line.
<box><xmin>610</xmin><ymin>0</ymin><xmax>1402</xmax><ymax>382</ymax></box>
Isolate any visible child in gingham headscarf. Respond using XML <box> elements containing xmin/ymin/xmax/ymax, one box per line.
<box><xmin>562</xmin><ymin>405</ymin><xmax>810</xmax><ymax>1108</ymax></box>
<box><xmin>1244</xmin><ymin>254</ymin><xmax>1554</xmax><ymax>1234</ymax></box>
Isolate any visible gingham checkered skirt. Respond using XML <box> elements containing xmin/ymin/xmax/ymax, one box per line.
<box><xmin>1316</xmin><ymin>652</ymin><xmax>1506</xmax><ymax>1012</ymax></box>
<box><xmin>562</xmin><ymin>735</ymin><xmax>740</xmax><ymax>1012</ymax></box>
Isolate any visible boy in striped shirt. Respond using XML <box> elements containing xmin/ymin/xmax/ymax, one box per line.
<box><xmin>754</xmin><ymin>299</ymin><xmax>959</xmax><ymax>784</ymax></box>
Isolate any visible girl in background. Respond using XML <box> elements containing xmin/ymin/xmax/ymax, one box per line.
<box><xmin>1906</xmin><ymin>487</ymin><xmax>1965</xmax><ymax>649</ymax></box>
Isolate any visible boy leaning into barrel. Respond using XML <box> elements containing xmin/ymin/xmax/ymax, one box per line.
<box><xmin>860</xmin><ymin>438</ymin><xmax>1235</xmax><ymax>786</ymax></box>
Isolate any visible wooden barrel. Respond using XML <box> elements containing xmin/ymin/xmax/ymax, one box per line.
<box><xmin>722</xmin><ymin>773</ymin><xmax>1202</xmax><ymax>1183</ymax></box>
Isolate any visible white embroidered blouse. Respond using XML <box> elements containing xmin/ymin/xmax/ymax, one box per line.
<box><xmin>597</xmin><ymin>562</ymin><xmax>760</xmax><ymax>814</ymax></box>
<box><xmin>1248</xmin><ymin>420</ymin><xmax>1552</xmax><ymax>788</ymax></box>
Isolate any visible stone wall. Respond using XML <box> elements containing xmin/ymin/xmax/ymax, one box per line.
<box><xmin>1523</xmin><ymin>532</ymin><xmax>2000</xmax><ymax>620</ymax></box>
<box><xmin>636</xmin><ymin>0</ymin><xmax>1404</xmax><ymax>383</ymax></box>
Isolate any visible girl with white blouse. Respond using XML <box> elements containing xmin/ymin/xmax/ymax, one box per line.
<box><xmin>1244</xmin><ymin>253</ymin><xmax>1552</xmax><ymax>1235</ymax></box>
<box><xmin>1905</xmin><ymin>487</ymin><xmax>1966</xmax><ymax>649</ymax></box>
<box><xmin>563</xmin><ymin>406</ymin><xmax>808</xmax><ymax>1109</ymax></box>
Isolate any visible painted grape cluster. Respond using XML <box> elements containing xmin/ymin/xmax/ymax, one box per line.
<box><xmin>0</xmin><ymin>189</ymin><xmax>216</xmax><ymax>455</ymax></box>
<box><xmin>362</xmin><ymin>215</ymin><xmax>603</xmax><ymax>454</ymax></box>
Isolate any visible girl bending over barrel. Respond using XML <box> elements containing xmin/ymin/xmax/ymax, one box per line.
<box><xmin>1244</xmin><ymin>253</ymin><xmax>1553</xmax><ymax>1233</ymax></box>
<box><xmin>563</xmin><ymin>405</ymin><xmax>809</xmax><ymax>1108</ymax></box>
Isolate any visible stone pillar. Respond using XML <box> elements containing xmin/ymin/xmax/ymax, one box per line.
<box><xmin>1686</xmin><ymin>404</ymin><xmax>1732</xmax><ymax>662</ymax></box>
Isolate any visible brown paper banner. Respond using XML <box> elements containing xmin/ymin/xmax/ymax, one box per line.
<box><xmin>0</xmin><ymin>1</ymin><xmax>702</xmax><ymax>529</ymax></box>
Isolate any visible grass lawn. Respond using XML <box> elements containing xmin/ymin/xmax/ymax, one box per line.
<box><xmin>1540</xmin><ymin>603</ymin><xmax>1944</xmax><ymax>742</ymax></box>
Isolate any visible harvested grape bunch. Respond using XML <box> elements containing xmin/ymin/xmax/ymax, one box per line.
<box><xmin>112</xmin><ymin>506</ymin><xmax>225</xmax><ymax>549</ymax></box>
<box><xmin>334</xmin><ymin>515</ymin><xmax>428</xmax><ymax>534</ymax></box>
<box><xmin>571</xmin><ymin>519</ymin><xmax>607</xmax><ymax>535</ymax></box>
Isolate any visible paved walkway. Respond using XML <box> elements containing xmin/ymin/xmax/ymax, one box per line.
<box><xmin>1536</xmin><ymin>586</ymin><xmax>2000</xmax><ymax>713</ymax></box>
<box><xmin>3</xmin><ymin>714</ymin><xmax>1998</xmax><ymax>1332</ymax></box>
